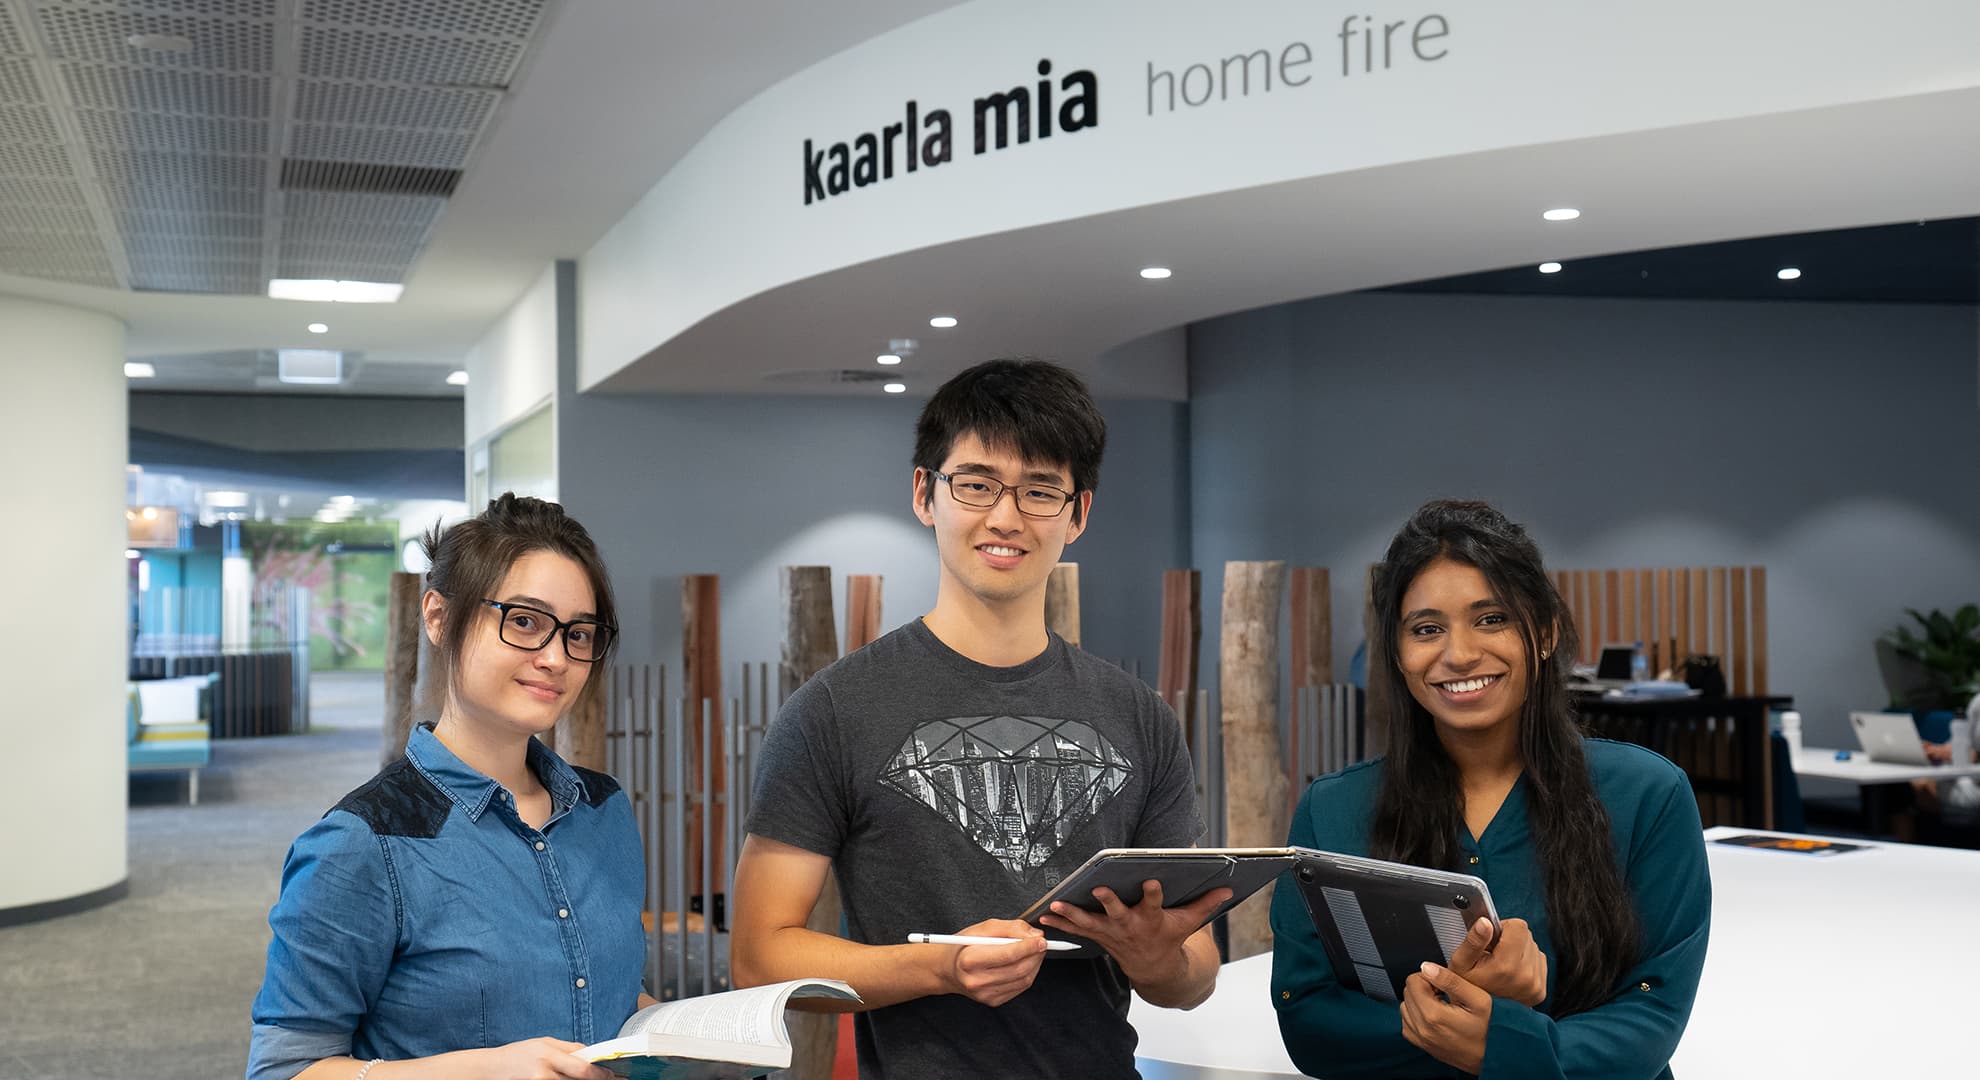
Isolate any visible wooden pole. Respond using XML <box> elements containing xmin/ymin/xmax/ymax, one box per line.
<box><xmin>1220</xmin><ymin>560</ymin><xmax>1288</xmax><ymax>959</ymax></box>
<box><xmin>382</xmin><ymin>571</ymin><xmax>422</xmax><ymax>766</ymax></box>
<box><xmin>1156</xmin><ymin>569</ymin><xmax>1201</xmax><ymax>743</ymax></box>
<box><xmin>555</xmin><ymin>680</ymin><xmax>607</xmax><ymax>772</ymax></box>
<box><xmin>681</xmin><ymin>575</ymin><xmax>725</xmax><ymax>906</ymax></box>
<box><xmin>1288</xmin><ymin>567</ymin><xmax>1332</xmax><ymax>795</ymax></box>
<box><xmin>778</xmin><ymin>566</ymin><xmax>842</xmax><ymax>1080</ymax></box>
<box><xmin>1044</xmin><ymin>562</ymin><xmax>1081</xmax><ymax>647</ymax></box>
<box><xmin>846</xmin><ymin>574</ymin><xmax>884</xmax><ymax>653</ymax></box>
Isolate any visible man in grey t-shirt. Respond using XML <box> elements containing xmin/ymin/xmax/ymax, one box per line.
<box><xmin>732</xmin><ymin>359</ymin><xmax>1228</xmax><ymax>1079</ymax></box>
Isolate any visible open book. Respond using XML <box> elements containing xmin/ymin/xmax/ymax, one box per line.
<box><xmin>581</xmin><ymin>978</ymin><xmax>860</xmax><ymax>1079</ymax></box>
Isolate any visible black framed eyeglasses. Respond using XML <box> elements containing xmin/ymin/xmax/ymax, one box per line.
<box><xmin>931</xmin><ymin>470</ymin><xmax>1076</xmax><ymax>518</ymax></box>
<box><xmin>480</xmin><ymin>600</ymin><xmax>615</xmax><ymax>663</ymax></box>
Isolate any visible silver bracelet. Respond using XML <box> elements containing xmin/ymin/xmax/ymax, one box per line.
<box><xmin>353</xmin><ymin>1060</ymin><xmax>384</xmax><ymax>1080</ymax></box>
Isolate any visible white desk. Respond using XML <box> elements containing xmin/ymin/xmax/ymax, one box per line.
<box><xmin>1792</xmin><ymin>746</ymin><xmax>1980</xmax><ymax>785</ymax></box>
<box><xmin>1792</xmin><ymin>747</ymin><xmax>1980</xmax><ymax>833</ymax></box>
<box><xmin>1131</xmin><ymin>828</ymin><xmax>1976</xmax><ymax>1078</ymax></box>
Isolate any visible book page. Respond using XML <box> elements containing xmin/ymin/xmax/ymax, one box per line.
<box><xmin>619</xmin><ymin>980</ymin><xmax>858</xmax><ymax>1048</ymax></box>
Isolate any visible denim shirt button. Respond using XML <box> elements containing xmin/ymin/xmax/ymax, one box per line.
<box><xmin>575</xmin><ymin>978</ymin><xmax>587</xmax><ymax>989</ymax></box>
<box><xmin>535</xmin><ymin>840</ymin><xmax>546</xmax><ymax>851</ymax></box>
<box><xmin>558</xmin><ymin>908</ymin><xmax>569</xmax><ymax>919</ymax></box>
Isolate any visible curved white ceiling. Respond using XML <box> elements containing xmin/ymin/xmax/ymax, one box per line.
<box><xmin>580</xmin><ymin>0</ymin><xmax>1980</xmax><ymax>399</ymax></box>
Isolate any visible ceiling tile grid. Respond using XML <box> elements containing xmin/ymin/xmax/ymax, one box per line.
<box><xmin>0</xmin><ymin>0</ymin><xmax>550</xmax><ymax>298</ymax></box>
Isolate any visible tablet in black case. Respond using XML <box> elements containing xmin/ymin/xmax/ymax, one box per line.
<box><xmin>1289</xmin><ymin>848</ymin><xmax>1501</xmax><ymax>1003</ymax></box>
<box><xmin>1015</xmin><ymin>848</ymin><xmax>1300</xmax><ymax>953</ymax></box>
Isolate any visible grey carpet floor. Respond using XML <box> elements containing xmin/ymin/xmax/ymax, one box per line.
<box><xmin>0</xmin><ymin>671</ymin><xmax>387</xmax><ymax>1080</ymax></box>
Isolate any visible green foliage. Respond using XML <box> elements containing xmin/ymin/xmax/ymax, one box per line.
<box><xmin>1887</xmin><ymin>604</ymin><xmax>1980</xmax><ymax>711</ymax></box>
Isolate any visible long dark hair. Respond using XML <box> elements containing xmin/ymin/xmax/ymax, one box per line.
<box><xmin>1367</xmin><ymin>499</ymin><xmax>1636</xmax><ymax>1016</ymax></box>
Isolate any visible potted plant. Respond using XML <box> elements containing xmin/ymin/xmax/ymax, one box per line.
<box><xmin>1879</xmin><ymin>605</ymin><xmax>1980</xmax><ymax>716</ymax></box>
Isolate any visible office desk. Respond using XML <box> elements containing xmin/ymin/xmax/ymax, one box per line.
<box><xmin>1130</xmin><ymin>828</ymin><xmax>1975</xmax><ymax>1078</ymax></box>
<box><xmin>1792</xmin><ymin>747</ymin><xmax>1980</xmax><ymax>832</ymax></box>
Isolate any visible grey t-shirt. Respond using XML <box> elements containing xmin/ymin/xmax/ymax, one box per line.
<box><xmin>746</xmin><ymin>619</ymin><xmax>1203</xmax><ymax>1079</ymax></box>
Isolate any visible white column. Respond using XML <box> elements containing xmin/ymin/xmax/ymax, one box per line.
<box><xmin>0</xmin><ymin>295</ymin><xmax>128</xmax><ymax>917</ymax></box>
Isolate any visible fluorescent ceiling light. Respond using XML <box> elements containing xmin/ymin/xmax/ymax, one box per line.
<box><xmin>1139</xmin><ymin>267</ymin><xmax>1173</xmax><ymax>280</ymax></box>
<box><xmin>1538</xmin><ymin>262</ymin><xmax>1563</xmax><ymax>274</ymax></box>
<box><xmin>876</xmin><ymin>354</ymin><xmax>902</xmax><ymax>365</ymax></box>
<box><xmin>1542</xmin><ymin>208</ymin><xmax>1581</xmax><ymax>222</ymax></box>
<box><xmin>267</xmin><ymin>279</ymin><xmax>404</xmax><ymax>303</ymax></box>
<box><xmin>307</xmin><ymin>322</ymin><xmax>328</xmax><ymax>334</ymax></box>
<box><xmin>124</xmin><ymin>361</ymin><xmax>155</xmax><ymax>378</ymax></box>
<box><xmin>331</xmin><ymin>495</ymin><xmax>357</xmax><ymax>505</ymax></box>
<box><xmin>206</xmin><ymin>490</ymin><xmax>248</xmax><ymax>507</ymax></box>
<box><xmin>126</xmin><ymin>32</ymin><xmax>193</xmax><ymax>53</ymax></box>
<box><xmin>446</xmin><ymin>369</ymin><xmax>469</xmax><ymax>386</ymax></box>
<box><xmin>1777</xmin><ymin>267</ymin><xmax>1802</xmax><ymax>280</ymax></box>
<box><xmin>928</xmin><ymin>315</ymin><xmax>958</xmax><ymax>328</ymax></box>
<box><xmin>278</xmin><ymin>349</ymin><xmax>343</xmax><ymax>384</ymax></box>
<box><xmin>883</xmin><ymin>382</ymin><xmax>907</xmax><ymax>394</ymax></box>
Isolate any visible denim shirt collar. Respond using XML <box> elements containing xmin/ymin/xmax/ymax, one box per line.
<box><xmin>404</xmin><ymin>723</ymin><xmax>583</xmax><ymax>824</ymax></box>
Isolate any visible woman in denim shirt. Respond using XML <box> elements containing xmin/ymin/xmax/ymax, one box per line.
<box><xmin>250</xmin><ymin>495</ymin><xmax>646</xmax><ymax>1080</ymax></box>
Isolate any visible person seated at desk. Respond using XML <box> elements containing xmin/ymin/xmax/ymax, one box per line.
<box><xmin>1271</xmin><ymin>500</ymin><xmax>1711</xmax><ymax>1079</ymax></box>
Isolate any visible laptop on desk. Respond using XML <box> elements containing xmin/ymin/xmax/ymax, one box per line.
<box><xmin>1569</xmin><ymin>644</ymin><xmax>1638</xmax><ymax>692</ymax></box>
<box><xmin>1849</xmin><ymin>711</ymin><xmax>1932</xmax><ymax>766</ymax></box>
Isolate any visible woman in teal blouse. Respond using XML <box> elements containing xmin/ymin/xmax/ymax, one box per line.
<box><xmin>1272</xmin><ymin>500</ymin><xmax>1710</xmax><ymax>1079</ymax></box>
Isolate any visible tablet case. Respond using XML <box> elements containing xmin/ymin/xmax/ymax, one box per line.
<box><xmin>1015</xmin><ymin>848</ymin><xmax>1299</xmax><ymax>953</ymax></box>
<box><xmin>1288</xmin><ymin>849</ymin><xmax>1500</xmax><ymax>1003</ymax></box>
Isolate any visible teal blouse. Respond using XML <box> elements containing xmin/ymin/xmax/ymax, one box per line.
<box><xmin>1270</xmin><ymin>739</ymin><xmax>1710</xmax><ymax>1079</ymax></box>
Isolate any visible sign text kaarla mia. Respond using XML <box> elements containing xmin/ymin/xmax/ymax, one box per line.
<box><xmin>802</xmin><ymin>59</ymin><xmax>1099</xmax><ymax>206</ymax></box>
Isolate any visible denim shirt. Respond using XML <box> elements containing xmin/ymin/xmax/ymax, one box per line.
<box><xmin>248</xmin><ymin>725</ymin><xmax>647</xmax><ymax>1080</ymax></box>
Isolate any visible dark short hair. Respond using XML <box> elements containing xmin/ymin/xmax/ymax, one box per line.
<box><xmin>912</xmin><ymin>358</ymin><xmax>1106</xmax><ymax>524</ymax></box>
<box><xmin>418</xmin><ymin>493</ymin><xmax>619</xmax><ymax>721</ymax></box>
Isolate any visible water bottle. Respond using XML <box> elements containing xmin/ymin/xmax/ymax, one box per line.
<box><xmin>1780</xmin><ymin>710</ymin><xmax>1803</xmax><ymax>758</ymax></box>
<box><xmin>1630</xmin><ymin>641</ymin><xmax>1649</xmax><ymax>684</ymax></box>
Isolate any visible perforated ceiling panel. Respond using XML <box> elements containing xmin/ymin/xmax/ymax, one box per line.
<box><xmin>0</xmin><ymin>0</ymin><xmax>550</xmax><ymax>295</ymax></box>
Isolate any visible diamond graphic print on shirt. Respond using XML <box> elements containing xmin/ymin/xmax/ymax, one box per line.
<box><xmin>878</xmin><ymin>714</ymin><xmax>1134</xmax><ymax>882</ymax></box>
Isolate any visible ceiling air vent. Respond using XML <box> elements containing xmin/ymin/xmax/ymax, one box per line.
<box><xmin>280</xmin><ymin>158</ymin><xmax>460</xmax><ymax>197</ymax></box>
<box><xmin>762</xmin><ymin>369</ymin><xmax>895</xmax><ymax>385</ymax></box>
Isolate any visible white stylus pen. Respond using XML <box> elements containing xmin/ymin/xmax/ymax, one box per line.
<box><xmin>906</xmin><ymin>933</ymin><xmax>1082</xmax><ymax>951</ymax></box>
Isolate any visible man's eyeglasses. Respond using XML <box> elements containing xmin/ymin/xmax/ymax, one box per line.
<box><xmin>480</xmin><ymin>600</ymin><xmax>615</xmax><ymax>663</ymax></box>
<box><xmin>932</xmin><ymin>470</ymin><xmax>1075</xmax><ymax>518</ymax></box>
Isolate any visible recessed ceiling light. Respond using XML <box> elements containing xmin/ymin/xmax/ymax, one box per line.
<box><xmin>1538</xmin><ymin>262</ymin><xmax>1563</xmax><ymax>274</ymax></box>
<box><xmin>307</xmin><ymin>322</ymin><xmax>328</xmax><ymax>334</ymax></box>
<box><xmin>268</xmin><ymin>279</ymin><xmax>404</xmax><ymax>303</ymax></box>
<box><xmin>1777</xmin><ymin>267</ymin><xmax>1802</xmax><ymax>281</ymax></box>
<box><xmin>876</xmin><ymin>354</ymin><xmax>902</xmax><ymax>365</ymax></box>
<box><xmin>928</xmin><ymin>315</ymin><xmax>958</xmax><ymax>329</ymax></box>
<box><xmin>1139</xmin><ymin>266</ymin><xmax>1173</xmax><ymax>280</ymax></box>
<box><xmin>1542</xmin><ymin>208</ymin><xmax>1581</xmax><ymax>222</ymax></box>
<box><xmin>446</xmin><ymin>369</ymin><xmax>469</xmax><ymax>386</ymax></box>
<box><xmin>123</xmin><ymin>361</ymin><xmax>155</xmax><ymax>378</ymax></box>
<box><xmin>883</xmin><ymin>382</ymin><xmax>907</xmax><ymax>394</ymax></box>
<box><xmin>125</xmin><ymin>32</ymin><xmax>193</xmax><ymax>53</ymax></box>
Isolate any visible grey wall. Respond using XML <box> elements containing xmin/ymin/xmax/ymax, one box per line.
<box><xmin>1189</xmin><ymin>291</ymin><xmax>1980</xmax><ymax>751</ymax></box>
<box><xmin>556</xmin><ymin>265</ymin><xmax>1190</xmax><ymax>685</ymax></box>
<box><xmin>130</xmin><ymin>391</ymin><xmax>464</xmax><ymax>452</ymax></box>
